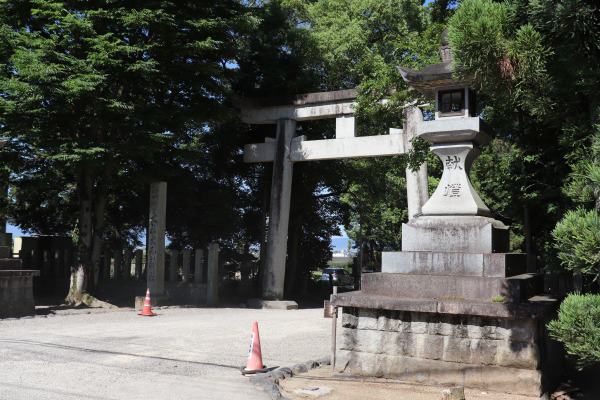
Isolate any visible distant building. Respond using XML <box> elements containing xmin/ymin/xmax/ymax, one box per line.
<box><xmin>331</xmin><ymin>250</ymin><xmax>352</xmax><ymax>264</ymax></box>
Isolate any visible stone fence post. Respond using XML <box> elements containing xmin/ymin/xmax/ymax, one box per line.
<box><xmin>42</xmin><ymin>250</ymin><xmax>51</xmax><ymax>278</ymax></box>
<box><xmin>207</xmin><ymin>242</ymin><xmax>219</xmax><ymax>306</ymax></box>
<box><xmin>113</xmin><ymin>249</ymin><xmax>122</xmax><ymax>280</ymax></box>
<box><xmin>169</xmin><ymin>249</ymin><xmax>178</xmax><ymax>282</ymax></box>
<box><xmin>182</xmin><ymin>249</ymin><xmax>191</xmax><ymax>283</ymax></box>
<box><xmin>123</xmin><ymin>249</ymin><xmax>132</xmax><ymax>280</ymax></box>
<box><xmin>134</xmin><ymin>249</ymin><xmax>143</xmax><ymax>279</ymax></box>
<box><xmin>194</xmin><ymin>249</ymin><xmax>203</xmax><ymax>284</ymax></box>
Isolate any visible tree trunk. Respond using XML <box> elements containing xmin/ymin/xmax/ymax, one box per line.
<box><xmin>523</xmin><ymin>205</ymin><xmax>536</xmax><ymax>273</ymax></box>
<box><xmin>241</xmin><ymin>241</ymin><xmax>251</xmax><ymax>286</ymax></box>
<box><xmin>66</xmin><ymin>170</ymin><xmax>94</xmax><ymax>305</ymax></box>
<box><xmin>91</xmin><ymin>191</ymin><xmax>107</xmax><ymax>290</ymax></box>
<box><xmin>90</xmin><ymin>163</ymin><xmax>111</xmax><ymax>289</ymax></box>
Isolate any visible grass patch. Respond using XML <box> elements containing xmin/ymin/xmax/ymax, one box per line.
<box><xmin>311</xmin><ymin>270</ymin><xmax>322</xmax><ymax>281</ymax></box>
<box><xmin>327</xmin><ymin>261</ymin><xmax>352</xmax><ymax>270</ymax></box>
<box><xmin>442</xmin><ymin>296</ymin><xmax>465</xmax><ymax>301</ymax></box>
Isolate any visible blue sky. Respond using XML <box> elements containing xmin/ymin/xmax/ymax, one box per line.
<box><xmin>7</xmin><ymin>222</ymin><xmax>354</xmax><ymax>251</ymax></box>
<box><xmin>7</xmin><ymin>222</ymin><xmax>24</xmax><ymax>237</ymax></box>
<box><xmin>332</xmin><ymin>235</ymin><xmax>353</xmax><ymax>252</ymax></box>
<box><xmin>7</xmin><ymin>225</ymin><xmax>353</xmax><ymax>254</ymax></box>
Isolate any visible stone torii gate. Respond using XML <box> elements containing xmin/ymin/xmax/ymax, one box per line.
<box><xmin>235</xmin><ymin>89</ymin><xmax>428</xmax><ymax>300</ymax></box>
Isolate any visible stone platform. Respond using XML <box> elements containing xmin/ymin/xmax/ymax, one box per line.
<box><xmin>331</xmin><ymin>292</ymin><xmax>562</xmax><ymax>397</ymax></box>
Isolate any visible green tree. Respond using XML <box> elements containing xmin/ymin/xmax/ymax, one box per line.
<box><xmin>0</xmin><ymin>0</ymin><xmax>250</xmax><ymax>304</ymax></box>
<box><xmin>288</xmin><ymin>0</ymin><xmax>443</xmax><ymax>120</ymax></box>
<box><xmin>341</xmin><ymin>157</ymin><xmax>408</xmax><ymax>270</ymax></box>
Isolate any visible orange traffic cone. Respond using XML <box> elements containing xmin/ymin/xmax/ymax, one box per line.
<box><xmin>138</xmin><ymin>288</ymin><xmax>156</xmax><ymax>316</ymax></box>
<box><xmin>240</xmin><ymin>321</ymin><xmax>268</xmax><ymax>375</ymax></box>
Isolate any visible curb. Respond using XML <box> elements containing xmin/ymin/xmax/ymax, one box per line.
<box><xmin>248</xmin><ymin>356</ymin><xmax>331</xmax><ymax>400</ymax></box>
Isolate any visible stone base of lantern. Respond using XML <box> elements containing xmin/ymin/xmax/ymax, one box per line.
<box><xmin>333</xmin><ymin>208</ymin><xmax>563</xmax><ymax>398</ymax></box>
<box><xmin>401</xmin><ymin>216</ymin><xmax>510</xmax><ymax>254</ymax></box>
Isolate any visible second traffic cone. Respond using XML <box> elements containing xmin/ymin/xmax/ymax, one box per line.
<box><xmin>240</xmin><ymin>321</ymin><xmax>267</xmax><ymax>375</ymax></box>
<box><xmin>138</xmin><ymin>288</ymin><xmax>156</xmax><ymax>316</ymax></box>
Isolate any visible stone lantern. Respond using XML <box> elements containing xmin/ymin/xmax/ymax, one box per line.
<box><xmin>397</xmin><ymin>32</ymin><xmax>506</xmax><ymax>254</ymax></box>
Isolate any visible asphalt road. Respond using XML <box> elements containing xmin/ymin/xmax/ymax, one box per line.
<box><xmin>0</xmin><ymin>306</ymin><xmax>331</xmax><ymax>400</ymax></box>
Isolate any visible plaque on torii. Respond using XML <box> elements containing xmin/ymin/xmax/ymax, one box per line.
<box><xmin>235</xmin><ymin>91</ymin><xmax>428</xmax><ymax>300</ymax></box>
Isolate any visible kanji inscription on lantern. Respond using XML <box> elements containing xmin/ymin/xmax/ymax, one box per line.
<box><xmin>445</xmin><ymin>155</ymin><xmax>462</xmax><ymax>170</ymax></box>
<box><xmin>443</xmin><ymin>183</ymin><xmax>461</xmax><ymax>197</ymax></box>
<box><xmin>419</xmin><ymin>138</ymin><xmax>492</xmax><ymax>216</ymax></box>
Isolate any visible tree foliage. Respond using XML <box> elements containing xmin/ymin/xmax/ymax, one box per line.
<box><xmin>447</xmin><ymin>0</ymin><xmax>599</xmax><ymax>121</ymax></box>
<box><xmin>10</xmin><ymin>0</ymin><xmax>597</xmax><ymax>301</ymax></box>
<box><xmin>553</xmin><ymin>208</ymin><xmax>600</xmax><ymax>281</ymax></box>
<box><xmin>551</xmin><ymin>119</ymin><xmax>600</xmax><ymax>282</ymax></box>
<box><xmin>547</xmin><ymin>293</ymin><xmax>600</xmax><ymax>370</ymax></box>
<box><xmin>450</xmin><ymin>0</ymin><xmax>600</xmax><ymax>371</ymax></box>
<box><xmin>447</xmin><ymin>0</ymin><xmax>600</xmax><ymax>261</ymax></box>
<box><xmin>0</xmin><ymin>0</ymin><xmax>251</xmax><ymax>303</ymax></box>
<box><xmin>282</xmin><ymin>0</ymin><xmax>448</xmax><ymax>269</ymax></box>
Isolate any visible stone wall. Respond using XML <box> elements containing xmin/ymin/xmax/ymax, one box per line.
<box><xmin>0</xmin><ymin>273</ymin><xmax>36</xmax><ymax>318</ymax></box>
<box><xmin>336</xmin><ymin>307</ymin><xmax>561</xmax><ymax>397</ymax></box>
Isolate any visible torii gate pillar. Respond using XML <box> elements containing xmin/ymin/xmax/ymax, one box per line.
<box><xmin>264</xmin><ymin>118</ymin><xmax>296</xmax><ymax>299</ymax></box>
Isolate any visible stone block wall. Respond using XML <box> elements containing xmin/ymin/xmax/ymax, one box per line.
<box><xmin>336</xmin><ymin>307</ymin><xmax>559</xmax><ymax>397</ymax></box>
<box><xmin>0</xmin><ymin>275</ymin><xmax>36</xmax><ymax>318</ymax></box>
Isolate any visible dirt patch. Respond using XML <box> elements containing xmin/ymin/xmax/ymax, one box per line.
<box><xmin>278</xmin><ymin>366</ymin><xmax>597</xmax><ymax>400</ymax></box>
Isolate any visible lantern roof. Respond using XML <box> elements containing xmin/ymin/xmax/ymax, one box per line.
<box><xmin>397</xmin><ymin>29</ymin><xmax>471</xmax><ymax>100</ymax></box>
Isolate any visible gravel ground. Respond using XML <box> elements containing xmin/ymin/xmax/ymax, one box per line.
<box><xmin>0</xmin><ymin>305</ymin><xmax>331</xmax><ymax>400</ymax></box>
<box><xmin>3</xmin><ymin>303</ymin><xmax>598</xmax><ymax>400</ymax></box>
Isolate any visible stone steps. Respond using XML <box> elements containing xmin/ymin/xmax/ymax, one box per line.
<box><xmin>361</xmin><ymin>272</ymin><xmax>543</xmax><ymax>303</ymax></box>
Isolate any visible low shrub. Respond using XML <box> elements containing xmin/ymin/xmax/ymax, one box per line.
<box><xmin>547</xmin><ymin>293</ymin><xmax>600</xmax><ymax>370</ymax></box>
